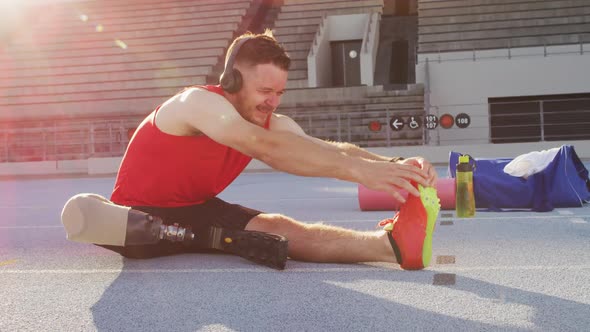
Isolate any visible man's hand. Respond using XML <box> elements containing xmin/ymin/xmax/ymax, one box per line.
<box><xmin>399</xmin><ymin>157</ymin><xmax>438</xmax><ymax>187</ymax></box>
<box><xmin>356</xmin><ymin>160</ymin><xmax>430</xmax><ymax>203</ymax></box>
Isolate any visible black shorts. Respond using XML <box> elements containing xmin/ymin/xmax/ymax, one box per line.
<box><xmin>99</xmin><ymin>197</ymin><xmax>263</xmax><ymax>259</ymax></box>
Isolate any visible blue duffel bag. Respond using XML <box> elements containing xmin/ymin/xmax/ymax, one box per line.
<box><xmin>448</xmin><ymin>145</ymin><xmax>590</xmax><ymax>212</ymax></box>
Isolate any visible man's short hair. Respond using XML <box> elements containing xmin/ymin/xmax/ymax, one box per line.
<box><xmin>224</xmin><ymin>29</ymin><xmax>291</xmax><ymax>71</ymax></box>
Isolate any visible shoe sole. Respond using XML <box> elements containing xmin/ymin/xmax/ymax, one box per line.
<box><xmin>419</xmin><ymin>185</ymin><xmax>441</xmax><ymax>268</ymax></box>
<box><xmin>208</xmin><ymin>226</ymin><xmax>288</xmax><ymax>270</ymax></box>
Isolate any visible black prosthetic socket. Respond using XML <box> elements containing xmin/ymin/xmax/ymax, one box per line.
<box><xmin>125</xmin><ymin>209</ymin><xmax>195</xmax><ymax>246</ymax></box>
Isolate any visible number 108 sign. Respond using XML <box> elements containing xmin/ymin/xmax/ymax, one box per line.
<box><xmin>455</xmin><ymin>113</ymin><xmax>471</xmax><ymax>129</ymax></box>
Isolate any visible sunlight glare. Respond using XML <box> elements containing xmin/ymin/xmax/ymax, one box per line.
<box><xmin>114</xmin><ymin>39</ymin><xmax>127</xmax><ymax>49</ymax></box>
<box><xmin>0</xmin><ymin>0</ymin><xmax>26</xmax><ymax>36</ymax></box>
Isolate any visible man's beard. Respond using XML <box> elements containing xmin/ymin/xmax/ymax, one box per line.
<box><xmin>238</xmin><ymin>104</ymin><xmax>271</xmax><ymax>126</ymax></box>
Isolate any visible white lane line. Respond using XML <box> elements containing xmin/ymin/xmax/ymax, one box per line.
<box><xmin>2</xmin><ymin>265</ymin><xmax>590</xmax><ymax>274</ymax></box>
<box><xmin>0</xmin><ymin>225</ymin><xmax>62</xmax><ymax>229</ymax></box>
<box><xmin>227</xmin><ymin>197</ymin><xmax>354</xmax><ymax>203</ymax></box>
<box><xmin>313</xmin><ymin>219</ymin><xmax>387</xmax><ymax>224</ymax></box>
<box><xmin>437</xmin><ymin>265</ymin><xmax>590</xmax><ymax>272</ymax></box>
<box><xmin>319</xmin><ymin>214</ymin><xmax>590</xmax><ymax>223</ymax></box>
<box><xmin>2</xmin><ymin>213</ymin><xmax>590</xmax><ymax>230</ymax></box>
<box><xmin>0</xmin><ymin>220</ymin><xmax>383</xmax><ymax>228</ymax></box>
<box><xmin>436</xmin><ymin>214</ymin><xmax>590</xmax><ymax>221</ymax></box>
<box><xmin>557</xmin><ymin>210</ymin><xmax>574</xmax><ymax>215</ymax></box>
<box><xmin>0</xmin><ymin>267</ymin><xmax>377</xmax><ymax>274</ymax></box>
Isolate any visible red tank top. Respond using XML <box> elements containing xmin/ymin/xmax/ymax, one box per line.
<box><xmin>111</xmin><ymin>85</ymin><xmax>269</xmax><ymax>207</ymax></box>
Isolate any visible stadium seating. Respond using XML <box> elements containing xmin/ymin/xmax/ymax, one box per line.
<box><xmin>418</xmin><ymin>0</ymin><xmax>590</xmax><ymax>53</ymax></box>
<box><xmin>0</xmin><ymin>0</ymin><xmax>429</xmax><ymax>162</ymax></box>
<box><xmin>0</xmin><ymin>0</ymin><xmax>252</xmax><ymax>162</ymax></box>
<box><xmin>1</xmin><ymin>0</ymin><xmax>250</xmax><ymax>121</ymax></box>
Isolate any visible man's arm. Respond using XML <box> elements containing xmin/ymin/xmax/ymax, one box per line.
<box><xmin>320</xmin><ymin>141</ymin><xmax>397</xmax><ymax>162</ymax></box>
<box><xmin>270</xmin><ymin>114</ymin><xmax>405</xmax><ymax>161</ymax></box>
<box><xmin>171</xmin><ymin>88</ymin><xmax>428</xmax><ymax>200</ymax></box>
<box><xmin>270</xmin><ymin>113</ymin><xmax>437</xmax><ymax>186</ymax></box>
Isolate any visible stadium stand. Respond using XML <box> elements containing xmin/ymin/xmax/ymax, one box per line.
<box><xmin>1</xmin><ymin>0</ymin><xmax>429</xmax><ymax>162</ymax></box>
<box><xmin>270</xmin><ymin>0</ymin><xmax>426</xmax><ymax>146</ymax></box>
<box><xmin>1</xmin><ymin>0</ymin><xmax>587</xmax><ymax>170</ymax></box>
<box><xmin>0</xmin><ymin>0</ymin><xmax>251</xmax><ymax>120</ymax></box>
<box><xmin>0</xmin><ymin>0</ymin><xmax>253</xmax><ymax>161</ymax></box>
<box><xmin>418</xmin><ymin>0</ymin><xmax>590</xmax><ymax>53</ymax></box>
<box><xmin>223</xmin><ymin>0</ymin><xmax>421</xmax><ymax>148</ymax></box>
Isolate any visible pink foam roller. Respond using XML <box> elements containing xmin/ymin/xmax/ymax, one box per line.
<box><xmin>358</xmin><ymin>178</ymin><xmax>456</xmax><ymax>211</ymax></box>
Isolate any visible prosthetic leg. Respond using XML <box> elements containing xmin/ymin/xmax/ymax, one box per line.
<box><xmin>61</xmin><ymin>194</ymin><xmax>288</xmax><ymax>269</ymax></box>
<box><xmin>61</xmin><ymin>193</ymin><xmax>194</xmax><ymax>246</ymax></box>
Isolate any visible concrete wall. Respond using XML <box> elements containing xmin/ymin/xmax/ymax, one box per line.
<box><xmin>0</xmin><ymin>159</ymin><xmax>87</xmax><ymax>176</ymax></box>
<box><xmin>374</xmin><ymin>15</ymin><xmax>418</xmax><ymax>86</ymax></box>
<box><xmin>249</xmin><ymin>140</ymin><xmax>590</xmax><ymax>170</ymax></box>
<box><xmin>416</xmin><ymin>44</ymin><xmax>590</xmax><ymax>145</ymax></box>
<box><xmin>87</xmin><ymin>157</ymin><xmax>122</xmax><ymax>175</ymax></box>
<box><xmin>328</xmin><ymin>14</ymin><xmax>366</xmax><ymax>41</ymax></box>
<box><xmin>360</xmin><ymin>12</ymin><xmax>380</xmax><ymax>86</ymax></box>
<box><xmin>93</xmin><ymin>138</ymin><xmax>590</xmax><ymax>169</ymax></box>
<box><xmin>1</xmin><ymin>140</ymin><xmax>588</xmax><ymax>178</ymax></box>
<box><xmin>308</xmin><ymin>16</ymin><xmax>331</xmax><ymax>88</ymax></box>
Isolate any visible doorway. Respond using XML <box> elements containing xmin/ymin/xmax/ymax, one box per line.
<box><xmin>389</xmin><ymin>39</ymin><xmax>409</xmax><ymax>84</ymax></box>
<box><xmin>331</xmin><ymin>40</ymin><xmax>362</xmax><ymax>86</ymax></box>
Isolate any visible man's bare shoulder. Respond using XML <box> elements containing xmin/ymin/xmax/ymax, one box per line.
<box><xmin>168</xmin><ymin>86</ymin><xmax>208</xmax><ymax>104</ymax></box>
<box><xmin>269</xmin><ymin>113</ymin><xmax>306</xmax><ymax>135</ymax></box>
<box><xmin>157</xmin><ymin>87</ymin><xmax>223</xmax><ymax>136</ymax></box>
<box><xmin>271</xmin><ymin>113</ymin><xmax>291</xmax><ymax>120</ymax></box>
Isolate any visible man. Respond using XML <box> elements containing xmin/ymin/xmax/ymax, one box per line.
<box><xmin>107</xmin><ymin>30</ymin><xmax>438</xmax><ymax>269</ymax></box>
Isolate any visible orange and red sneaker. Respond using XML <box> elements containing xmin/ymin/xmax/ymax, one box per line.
<box><xmin>379</xmin><ymin>184</ymin><xmax>440</xmax><ymax>270</ymax></box>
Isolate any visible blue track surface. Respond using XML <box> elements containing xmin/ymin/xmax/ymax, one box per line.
<box><xmin>1</xmin><ymin>167</ymin><xmax>589</xmax><ymax>331</ymax></box>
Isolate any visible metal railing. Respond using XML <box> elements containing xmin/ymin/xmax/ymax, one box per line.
<box><xmin>419</xmin><ymin>35</ymin><xmax>590</xmax><ymax>64</ymax></box>
<box><xmin>286</xmin><ymin>107</ymin><xmax>425</xmax><ymax>147</ymax></box>
<box><xmin>0</xmin><ymin>107</ymin><xmax>426</xmax><ymax>163</ymax></box>
<box><xmin>0</xmin><ymin>117</ymin><xmax>141</xmax><ymax>163</ymax></box>
<box><xmin>2</xmin><ymin>96</ymin><xmax>587</xmax><ymax>162</ymax></box>
<box><xmin>426</xmin><ymin>97</ymin><xmax>590</xmax><ymax>144</ymax></box>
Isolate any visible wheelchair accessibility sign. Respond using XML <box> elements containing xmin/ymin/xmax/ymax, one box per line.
<box><xmin>389</xmin><ymin>116</ymin><xmax>422</xmax><ymax>131</ymax></box>
<box><xmin>408</xmin><ymin>116</ymin><xmax>421</xmax><ymax>130</ymax></box>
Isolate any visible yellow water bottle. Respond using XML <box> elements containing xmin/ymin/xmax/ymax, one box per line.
<box><xmin>455</xmin><ymin>155</ymin><xmax>475</xmax><ymax>217</ymax></box>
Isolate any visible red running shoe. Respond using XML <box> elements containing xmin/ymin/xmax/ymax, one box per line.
<box><xmin>379</xmin><ymin>184</ymin><xmax>440</xmax><ymax>270</ymax></box>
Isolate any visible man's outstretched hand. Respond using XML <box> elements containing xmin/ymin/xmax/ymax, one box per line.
<box><xmin>355</xmin><ymin>159</ymin><xmax>431</xmax><ymax>203</ymax></box>
<box><xmin>398</xmin><ymin>157</ymin><xmax>438</xmax><ymax>187</ymax></box>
